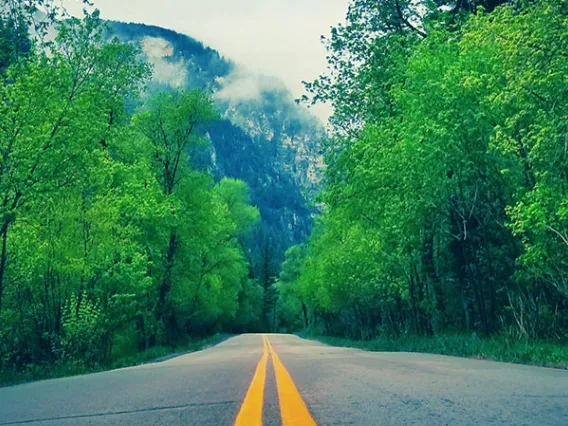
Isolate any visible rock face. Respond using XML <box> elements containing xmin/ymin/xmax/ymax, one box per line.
<box><xmin>106</xmin><ymin>22</ymin><xmax>324</xmax><ymax>279</ymax></box>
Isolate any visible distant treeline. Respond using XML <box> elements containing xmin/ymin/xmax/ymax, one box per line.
<box><xmin>277</xmin><ymin>0</ymin><xmax>568</xmax><ymax>342</ymax></box>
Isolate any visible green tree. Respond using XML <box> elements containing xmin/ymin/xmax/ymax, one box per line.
<box><xmin>276</xmin><ymin>245</ymin><xmax>309</xmax><ymax>330</ymax></box>
<box><xmin>0</xmin><ymin>11</ymin><xmax>149</xmax><ymax>315</ymax></box>
<box><xmin>134</xmin><ymin>90</ymin><xmax>217</xmax><ymax>339</ymax></box>
<box><xmin>0</xmin><ymin>4</ymin><xmax>265</xmax><ymax>378</ymax></box>
<box><xmin>0</xmin><ymin>11</ymin><xmax>152</xmax><ymax>368</ymax></box>
<box><xmin>294</xmin><ymin>0</ymin><xmax>568</xmax><ymax>341</ymax></box>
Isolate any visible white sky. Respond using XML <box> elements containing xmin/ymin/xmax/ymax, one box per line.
<box><xmin>62</xmin><ymin>0</ymin><xmax>350</xmax><ymax>123</ymax></box>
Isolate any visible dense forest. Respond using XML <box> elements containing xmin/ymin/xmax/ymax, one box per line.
<box><xmin>0</xmin><ymin>1</ymin><xmax>268</xmax><ymax>377</ymax></box>
<box><xmin>2</xmin><ymin>0</ymin><xmax>568</xmax><ymax>381</ymax></box>
<box><xmin>278</xmin><ymin>0</ymin><xmax>568</xmax><ymax>345</ymax></box>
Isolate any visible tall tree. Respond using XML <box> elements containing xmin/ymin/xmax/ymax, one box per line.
<box><xmin>135</xmin><ymin>90</ymin><xmax>217</xmax><ymax>339</ymax></box>
<box><xmin>287</xmin><ymin>0</ymin><xmax>568</xmax><ymax>341</ymax></box>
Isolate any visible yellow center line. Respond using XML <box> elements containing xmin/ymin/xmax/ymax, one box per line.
<box><xmin>265</xmin><ymin>336</ymin><xmax>317</xmax><ymax>426</ymax></box>
<box><xmin>234</xmin><ymin>335</ymin><xmax>269</xmax><ymax>426</ymax></box>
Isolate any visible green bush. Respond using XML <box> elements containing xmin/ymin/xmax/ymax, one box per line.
<box><xmin>306</xmin><ymin>333</ymin><xmax>568</xmax><ymax>369</ymax></box>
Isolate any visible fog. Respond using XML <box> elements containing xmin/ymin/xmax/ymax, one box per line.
<box><xmin>62</xmin><ymin>0</ymin><xmax>350</xmax><ymax>123</ymax></box>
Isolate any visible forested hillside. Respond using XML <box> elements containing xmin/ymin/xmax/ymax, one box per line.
<box><xmin>0</xmin><ymin>1</ymin><xmax>320</xmax><ymax>380</ymax></box>
<box><xmin>279</xmin><ymin>0</ymin><xmax>568</xmax><ymax>352</ymax></box>
<box><xmin>105</xmin><ymin>21</ymin><xmax>324</xmax><ymax>330</ymax></box>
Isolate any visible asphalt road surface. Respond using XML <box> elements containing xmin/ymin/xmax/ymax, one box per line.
<box><xmin>1</xmin><ymin>334</ymin><xmax>567</xmax><ymax>425</ymax></box>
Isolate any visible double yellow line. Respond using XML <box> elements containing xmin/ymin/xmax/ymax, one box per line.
<box><xmin>234</xmin><ymin>335</ymin><xmax>317</xmax><ymax>426</ymax></box>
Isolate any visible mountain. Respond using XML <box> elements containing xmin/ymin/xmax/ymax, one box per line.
<box><xmin>105</xmin><ymin>21</ymin><xmax>324</xmax><ymax>283</ymax></box>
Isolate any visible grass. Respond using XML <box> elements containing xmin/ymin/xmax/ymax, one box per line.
<box><xmin>0</xmin><ymin>333</ymin><xmax>231</xmax><ymax>388</ymax></box>
<box><xmin>108</xmin><ymin>333</ymin><xmax>231</xmax><ymax>369</ymax></box>
<box><xmin>303</xmin><ymin>333</ymin><xmax>568</xmax><ymax>369</ymax></box>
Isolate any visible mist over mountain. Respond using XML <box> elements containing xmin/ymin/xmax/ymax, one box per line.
<box><xmin>106</xmin><ymin>21</ymin><xmax>324</xmax><ymax>284</ymax></box>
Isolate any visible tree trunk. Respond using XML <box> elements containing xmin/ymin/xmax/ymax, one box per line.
<box><xmin>158</xmin><ymin>232</ymin><xmax>177</xmax><ymax>323</ymax></box>
<box><xmin>408</xmin><ymin>270</ymin><xmax>419</xmax><ymax>333</ymax></box>
<box><xmin>301</xmin><ymin>302</ymin><xmax>308</xmax><ymax>328</ymax></box>
<box><xmin>0</xmin><ymin>222</ymin><xmax>10</xmax><ymax>314</ymax></box>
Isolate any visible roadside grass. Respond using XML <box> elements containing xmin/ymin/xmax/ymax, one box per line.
<box><xmin>303</xmin><ymin>333</ymin><xmax>568</xmax><ymax>369</ymax></box>
<box><xmin>0</xmin><ymin>333</ymin><xmax>231</xmax><ymax>388</ymax></box>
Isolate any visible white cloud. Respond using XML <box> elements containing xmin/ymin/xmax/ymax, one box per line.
<box><xmin>141</xmin><ymin>37</ymin><xmax>187</xmax><ymax>88</ymax></box>
<box><xmin>214</xmin><ymin>68</ymin><xmax>287</xmax><ymax>103</ymax></box>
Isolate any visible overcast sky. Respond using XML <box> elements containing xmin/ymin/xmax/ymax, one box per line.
<box><xmin>62</xmin><ymin>0</ymin><xmax>350</xmax><ymax>123</ymax></box>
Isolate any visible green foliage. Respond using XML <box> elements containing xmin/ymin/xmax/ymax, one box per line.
<box><xmin>59</xmin><ymin>293</ymin><xmax>107</xmax><ymax>366</ymax></box>
<box><xmin>276</xmin><ymin>245</ymin><xmax>309</xmax><ymax>331</ymax></box>
<box><xmin>287</xmin><ymin>0</ymin><xmax>568</xmax><ymax>344</ymax></box>
<box><xmin>0</xmin><ymin>4</ymin><xmax>262</xmax><ymax>380</ymax></box>
<box><xmin>232</xmin><ymin>279</ymin><xmax>265</xmax><ymax>333</ymax></box>
<box><xmin>108</xmin><ymin>20</ymin><xmax>320</xmax><ymax>298</ymax></box>
<box><xmin>303</xmin><ymin>0</ymin><xmax>516</xmax><ymax>134</ymax></box>
<box><xmin>307</xmin><ymin>334</ymin><xmax>568</xmax><ymax>369</ymax></box>
<box><xmin>132</xmin><ymin>90</ymin><xmax>258</xmax><ymax>342</ymax></box>
<box><xmin>215</xmin><ymin>178</ymin><xmax>260</xmax><ymax>237</ymax></box>
<box><xmin>0</xmin><ymin>334</ymin><xmax>231</xmax><ymax>387</ymax></box>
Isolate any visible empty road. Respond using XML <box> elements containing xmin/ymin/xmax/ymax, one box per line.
<box><xmin>0</xmin><ymin>334</ymin><xmax>567</xmax><ymax>425</ymax></box>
